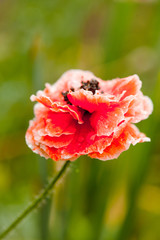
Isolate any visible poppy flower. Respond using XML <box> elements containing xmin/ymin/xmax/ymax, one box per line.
<box><xmin>26</xmin><ymin>70</ymin><xmax>153</xmax><ymax>161</ymax></box>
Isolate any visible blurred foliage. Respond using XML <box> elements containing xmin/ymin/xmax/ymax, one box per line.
<box><xmin>0</xmin><ymin>0</ymin><xmax>160</xmax><ymax>239</ymax></box>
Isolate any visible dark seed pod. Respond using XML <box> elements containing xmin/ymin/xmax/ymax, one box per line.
<box><xmin>80</xmin><ymin>79</ymin><xmax>100</xmax><ymax>94</ymax></box>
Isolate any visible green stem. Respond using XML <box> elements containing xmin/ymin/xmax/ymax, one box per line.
<box><xmin>0</xmin><ymin>161</ymin><xmax>71</xmax><ymax>239</ymax></box>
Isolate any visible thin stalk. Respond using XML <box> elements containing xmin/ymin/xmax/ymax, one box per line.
<box><xmin>0</xmin><ymin>161</ymin><xmax>71</xmax><ymax>240</ymax></box>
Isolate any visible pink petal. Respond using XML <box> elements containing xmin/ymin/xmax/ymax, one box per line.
<box><xmin>125</xmin><ymin>93</ymin><xmax>153</xmax><ymax>123</ymax></box>
<box><xmin>42</xmin><ymin>70</ymin><xmax>101</xmax><ymax>101</ymax></box>
<box><xmin>100</xmin><ymin>74</ymin><xmax>142</xmax><ymax>99</ymax></box>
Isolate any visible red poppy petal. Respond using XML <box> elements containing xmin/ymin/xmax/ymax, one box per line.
<box><xmin>36</xmin><ymin>134</ymin><xmax>73</xmax><ymax>148</ymax></box>
<box><xmin>31</xmin><ymin>94</ymin><xmax>84</xmax><ymax>124</ymax></box>
<box><xmin>30</xmin><ymin>104</ymin><xmax>77</xmax><ymax>137</ymax></box>
<box><xmin>44</xmin><ymin>146</ymin><xmax>79</xmax><ymax>161</ymax></box>
<box><xmin>90</xmin><ymin>105</ymin><xmax>125</xmax><ymax>136</ymax></box>
<box><xmin>58</xmin><ymin>115</ymin><xmax>114</xmax><ymax>158</ymax></box>
<box><xmin>25</xmin><ymin>122</ymin><xmax>50</xmax><ymax>159</ymax></box>
<box><xmin>45</xmin><ymin>111</ymin><xmax>77</xmax><ymax>137</ymax></box>
<box><xmin>89</xmin><ymin>123</ymin><xmax>150</xmax><ymax>160</ymax></box>
<box><xmin>67</xmin><ymin>89</ymin><xmax>111</xmax><ymax>113</ymax></box>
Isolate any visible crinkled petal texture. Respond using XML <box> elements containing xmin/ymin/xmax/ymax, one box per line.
<box><xmin>26</xmin><ymin>70</ymin><xmax>153</xmax><ymax>161</ymax></box>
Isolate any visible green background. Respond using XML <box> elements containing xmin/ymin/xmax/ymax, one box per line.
<box><xmin>0</xmin><ymin>0</ymin><xmax>160</xmax><ymax>239</ymax></box>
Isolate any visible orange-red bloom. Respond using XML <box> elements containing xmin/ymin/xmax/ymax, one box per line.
<box><xmin>26</xmin><ymin>70</ymin><xmax>153</xmax><ymax>161</ymax></box>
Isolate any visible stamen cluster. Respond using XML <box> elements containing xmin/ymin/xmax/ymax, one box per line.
<box><xmin>62</xmin><ymin>79</ymin><xmax>100</xmax><ymax>104</ymax></box>
<box><xmin>61</xmin><ymin>91</ymin><xmax>71</xmax><ymax>105</ymax></box>
<box><xmin>80</xmin><ymin>79</ymin><xmax>100</xmax><ymax>94</ymax></box>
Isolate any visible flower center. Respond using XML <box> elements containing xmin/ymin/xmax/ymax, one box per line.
<box><xmin>80</xmin><ymin>79</ymin><xmax>100</xmax><ymax>94</ymax></box>
<box><xmin>61</xmin><ymin>79</ymin><xmax>100</xmax><ymax>104</ymax></box>
<box><xmin>61</xmin><ymin>90</ymin><xmax>72</xmax><ymax>105</ymax></box>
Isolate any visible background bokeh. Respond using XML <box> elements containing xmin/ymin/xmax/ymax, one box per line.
<box><xmin>0</xmin><ymin>0</ymin><xmax>160</xmax><ymax>239</ymax></box>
